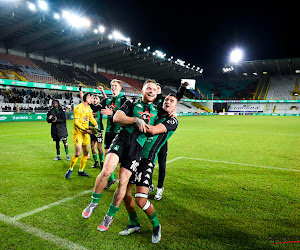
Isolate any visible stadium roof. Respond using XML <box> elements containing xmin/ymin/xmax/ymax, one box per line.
<box><xmin>227</xmin><ymin>58</ymin><xmax>300</xmax><ymax>77</ymax></box>
<box><xmin>0</xmin><ymin>1</ymin><xmax>202</xmax><ymax>81</ymax></box>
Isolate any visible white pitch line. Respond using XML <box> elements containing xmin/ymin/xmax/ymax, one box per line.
<box><xmin>0</xmin><ymin>213</ymin><xmax>88</xmax><ymax>250</ymax></box>
<box><xmin>0</xmin><ymin>132</ymin><xmax>48</xmax><ymax>137</ymax></box>
<box><xmin>179</xmin><ymin>128</ymin><xmax>300</xmax><ymax>137</ymax></box>
<box><xmin>12</xmin><ymin>190</ymin><xmax>91</xmax><ymax>222</ymax></box>
<box><xmin>173</xmin><ymin>156</ymin><xmax>300</xmax><ymax>172</ymax></box>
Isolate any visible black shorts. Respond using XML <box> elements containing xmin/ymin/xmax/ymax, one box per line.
<box><xmin>107</xmin><ymin>130</ymin><xmax>143</xmax><ymax>174</ymax></box>
<box><xmin>53</xmin><ymin>136</ymin><xmax>67</xmax><ymax>142</ymax></box>
<box><xmin>104</xmin><ymin>132</ymin><xmax>117</xmax><ymax>149</ymax></box>
<box><xmin>129</xmin><ymin>158</ymin><xmax>155</xmax><ymax>187</ymax></box>
<box><xmin>91</xmin><ymin>130</ymin><xmax>104</xmax><ymax>144</ymax></box>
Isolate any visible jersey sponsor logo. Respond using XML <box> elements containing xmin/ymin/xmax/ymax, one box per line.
<box><xmin>113</xmin><ymin>145</ymin><xmax>120</xmax><ymax>151</ymax></box>
<box><xmin>108</xmin><ymin>103</ymin><xmax>117</xmax><ymax>112</ymax></box>
<box><xmin>138</xmin><ymin>111</ymin><xmax>155</xmax><ymax>124</ymax></box>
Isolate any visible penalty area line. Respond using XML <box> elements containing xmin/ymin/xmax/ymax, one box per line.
<box><xmin>0</xmin><ymin>213</ymin><xmax>88</xmax><ymax>250</ymax></box>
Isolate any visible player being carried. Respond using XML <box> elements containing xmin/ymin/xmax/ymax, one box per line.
<box><xmin>81</xmin><ymin>80</ymin><xmax>158</xmax><ymax>228</ymax></box>
<box><xmin>120</xmin><ymin>93</ymin><xmax>179</xmax><ymax>244</ymax></box>
<box><xmin>65</xmin><ymin>92</ymin><xmax>98</xmax><ymax>178</ymax></box>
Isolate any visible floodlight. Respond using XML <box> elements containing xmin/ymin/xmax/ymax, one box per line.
<box><xmin>112</xmin><ymin>31</ymin><xmax>123</xmax><ymax>40</ymax></box>
<box><xmin>155</xmin><ymin>50</ymin><xmax>166</xmax><ymax>58</ymax></box>
<box><xmin>99</xmin><ymin>25</ymin><xmax>105</xmax><ymax>33</ymax></box>
<box><xmin>82</xmin><ymin>18</ymin><xmax>91</xmax><ymax>27</ymax></box>
<box><xmin>28</xmin><ymin>2</ymin><xmax>36</xmax><ymax>11</ymax></box>
<box><xmin>138</xmin><ymin>42</ymin><xmax>142</xmax><ymax>46</ymax></box>
<box><xmin>111</xmin><ymin>31</ymin><xmax>130</xmax><ymax>42</ymax></box>
<box><xmin>62</xmin><ymin>11</ymin><xmax>91</xmax><ymax>28</ymax></box>
<box><xmin>38</xmin><ymin>1</ymin><xmax>47</xmax><ymax>10</ymax></box>
<box><xmin>229</xmin><ymin>48</ymin><xmax>243</xmax><ymax>63</ymax></box>
<box><xmin>53</xmin><ymin>13</ymin><xmax>60</xmax><ymax>19</ymax></box>
<box><xmin>62</xmin><ymin>10</ymin><xmax>69</xmax><ymax>18</ymax></box>
<box><xmin>108</xmin><ymin>34</ymin><xmax>113</xmax><ymax>40</ymax></box>
<box><xmin>93</xmin><ymin>29</ymin><xmax>98</xmax><ymax>34</ymax></box>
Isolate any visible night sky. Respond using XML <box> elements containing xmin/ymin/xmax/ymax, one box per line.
<box><xmin>52</xmin><ymin>0</ymin><xmax>300</xmax><ymax>74</ymax></box>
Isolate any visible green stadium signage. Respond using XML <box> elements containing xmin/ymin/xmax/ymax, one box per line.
<box><xmin>0</xmin><ymin>113</ymin><xmax>48</xmax><ymax>122</ymax></box>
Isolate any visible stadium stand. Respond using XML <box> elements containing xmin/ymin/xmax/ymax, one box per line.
<box><xmin>197</xmin><ymin>79</ymin><xmax>258</xmax><ymax>100</ymax></box>
<box><xmin>0</xmin><ymin>53</ymin><xmax>60</xmax><ymax>85</ymax></box>
<box><xmin>266</xmin><ymin>76</ymin><xmax>296</xmax><ymax>100</ymax></box>
<box><xmin>31</xmin><ymin>59</ymin><xmax>77</xmax><ymax>86</ymax></box>
<box><xmin>100</xmin><ymin>72</ymin><xmax>141</xmax><ymax>94</ymax></box>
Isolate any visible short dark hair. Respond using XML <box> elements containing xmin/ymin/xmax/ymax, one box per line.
<box><xmin>166</xmin><ymin>93</ymin><xmax>178</xmax><ymax>101</ymax></box>
<box><xmin>83</xmin><ymin>92</ymin><xmax>90</xmax><ymax>102</ymax></box>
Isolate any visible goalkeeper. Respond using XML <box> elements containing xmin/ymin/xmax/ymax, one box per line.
<box><xmin>65</xmin><ymin>93</ymin><xmax>98</xmax><ymax>179</ymax></box>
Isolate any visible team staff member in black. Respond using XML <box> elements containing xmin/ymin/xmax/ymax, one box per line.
<box><xmin>46</xmin><ymin>99</ymin><xmax>70</xmax><ymax>161</ymax></box>
<box><xmin>151</xmin><ymin>81</ymin><xmax>188</xmax><ymax>200</ymax></box>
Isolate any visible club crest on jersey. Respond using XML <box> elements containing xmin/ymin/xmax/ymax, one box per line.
<box><xmin>138</xmin><ymin>111</ymin><xmax>155</xmax><ymax>124</ymax></box>
<box><xmin>84</xmin><ymin>116</ymin><xmax>88</xmax><ymax>122</ymax></box>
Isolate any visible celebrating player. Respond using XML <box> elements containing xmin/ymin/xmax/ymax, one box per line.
<box><xmin>150</xmin><ymin>81</ymin><xmax>187</xmax><ymax>200</ymax></box>
<box><xmin>65</xmin><ymin>93</ymin><xmax>98</xmax><ymax>179</ymax></box>
<box><xmin>120</xmin><ymin>94</ymin><xmax>179</xmax><ymax>243</ymax></box>
<box><xmin>46</xmin><ymin>99</ymin><xmax>70</xmax><ymax>161</ymax></box>
<box><xmin>81</xmin><ymin>80</ymin><xmax>158</xmax><ymax>230</ymax></box>
<box><xmin>100</xmin><ymin>79</ymin><xmax>127</xmax><ymax>188</ymax></box>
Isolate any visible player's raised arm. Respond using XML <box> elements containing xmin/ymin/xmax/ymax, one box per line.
<box><xmin>97</xmin><ymin>86</ymin><xmax>107</xmax><ymax>99</ymax></box>
<box><xmin>78</xmin><ymin>84</ymin><xmax>83</xmax><ymax>100</ymax></box>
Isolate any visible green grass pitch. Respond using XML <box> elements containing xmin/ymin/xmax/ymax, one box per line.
<box><xmin>0</xmin><ymin>116</ymin><xmax>299</xmax><ymax>249</ymax></box>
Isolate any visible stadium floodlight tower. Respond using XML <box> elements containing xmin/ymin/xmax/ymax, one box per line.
<box><xmin>229</xmin><ymin>48</ymin><xmax>243</xmax><ymax>64</ymax></box>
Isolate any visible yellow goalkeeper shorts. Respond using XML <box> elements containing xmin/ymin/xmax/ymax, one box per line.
<box><xmin>73</xmin><ymin>130</ymin><xmax>90</xmax><ymax>146</ymax></box>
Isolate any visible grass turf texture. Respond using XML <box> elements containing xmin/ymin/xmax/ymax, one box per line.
<box><xmin>0</xmin><ymin>116</ymin><xmax>299</xmax><ymax>249</ymax></box>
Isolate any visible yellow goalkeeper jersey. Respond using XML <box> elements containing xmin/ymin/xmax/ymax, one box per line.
<box><xmin>73</xmin><ymin>103</ymin><xmax>97</xmax><ymax>132</ymax></box>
